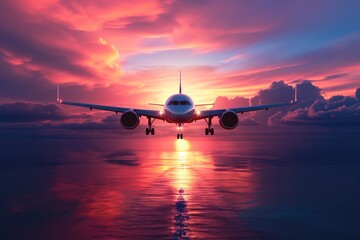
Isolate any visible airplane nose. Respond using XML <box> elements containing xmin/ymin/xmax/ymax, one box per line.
<box><xmin>165</xmin><ymin>108</ymin><xmax>195</xmax><ymax>123</ymax></box>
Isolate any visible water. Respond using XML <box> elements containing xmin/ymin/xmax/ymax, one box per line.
<box><xmin>0</xmin><ymin>134</ymin><xmax>359</xmax><ymax>239</ymax></box>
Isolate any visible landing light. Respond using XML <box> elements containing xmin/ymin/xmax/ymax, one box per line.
<box><xmin>196</xmin><ymin>110</ymin><xmax>201</xmax><ymax>115</ymax></box>
<box><xmin>159</xmin><ymin>110</ymin><xmax>164</xmax><ymax>115</ymax></box>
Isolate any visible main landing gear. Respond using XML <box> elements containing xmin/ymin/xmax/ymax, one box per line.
<box><xmin>177</xmin><ymin>123</ymin><xmax>183</xmax><ymax>139</ymax></box>
<box><xmin>204</xmin><ymin>117</ymin><xmax>214</xmax><ymax>136</ymax></box>
<box><xmin>145</xmin><ymin>117</ymin><xmax>155</xmax><ymax>135</ymax></box>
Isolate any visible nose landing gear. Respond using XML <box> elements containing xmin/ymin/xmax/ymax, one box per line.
<box><xmin>177</xmin><ymin>124</ymin><xmax>184</xmax><ymax>139</ymax></box>
<box><xmin>204</xmin><ymin>117</ymin><xmax>214</xmax><ymax>136</ymax></box>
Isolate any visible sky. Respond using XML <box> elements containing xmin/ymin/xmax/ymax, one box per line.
<box><xmin>0</xmin><ymin>0</ymin><xmax>359</xmax><ymax>137</ymax></box>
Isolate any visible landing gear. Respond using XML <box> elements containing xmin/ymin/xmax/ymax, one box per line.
<box><xmin>177</xmin><ymin>133</ymin><xmax>183</xmax><ymax>139</ymax></box>
<box><xmin>204</xmin><ymin>117</ymin><xmax>214</xmax><ymax>136</ymax></box>
<box><xmin>176</xmin><ymin>123</ymin><xmax>184</xmax><ymax>139</ymax></box>
<box><xmin>146</xmin><ymin>117</ymin><xmax>155</xmax><ymax>135</ymax></box>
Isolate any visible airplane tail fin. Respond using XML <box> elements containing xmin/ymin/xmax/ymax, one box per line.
<box><xmin>179</xmin><ymin>70</ymin><xmax>182</xmax><ymax>94</ymax></box>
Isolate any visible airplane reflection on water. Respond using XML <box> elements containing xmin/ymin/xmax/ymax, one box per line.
<box><xmin>174</xmin><ymin>187</ymin><xmax>190</xmax><ymax>239</ymax></box>
<box><xmin>51</xmin><ymin>138</ymin><xmax>258</xmax><ymax>239</ymax></box>
<box><xmin>173</xmin><ymin>140</ymin><xmax>191</xmax><ymax>239</ymax></box>
<box><xmin>167</xmin><ymin>139</ymin><xmax>257</xmax><ymax>239</ymax></box>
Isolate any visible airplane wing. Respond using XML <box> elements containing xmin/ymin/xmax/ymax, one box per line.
<box><xmin>57</xmin><ymin>84</ymin><xmax>164</xmax><ymax>119</ymax></box>
<box><xmin>195</xmin><ymin>101</ymin><xmax>296</xmax><ymax>120</ymax></box>
<box><xmin>60</xmin><ymin>100</ymin><xmax>165</xmax><ymax>120</ymax></box>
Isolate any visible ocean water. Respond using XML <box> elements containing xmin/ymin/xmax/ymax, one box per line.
<box><xmin>0</xmin><ymin>134</ymin><xmax>359</xmax><ymax>239</ymax></box>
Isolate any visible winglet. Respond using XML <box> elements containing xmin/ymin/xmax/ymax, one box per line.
<box><xmin>179</xmin><ymin>70</ymin><xmax>182</xmax><ymax>94</ymax></box>
<box><xmin>293</xmin><ymin>85</ymin><xmax>298</xmax><ymax>103</ymax></box>
<box><xmin>57</xmin><ymin>84</ymin><xmax>62</xmax><ymax>103</ymax></box>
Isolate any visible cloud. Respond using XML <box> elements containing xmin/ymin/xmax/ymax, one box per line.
<box><xmin>101</xmin><ymin>114</ymin><xmax>119</xmax><ymax>123</ymax></box>
<box><xmin>293</xmin><ymin>80</ymin><xmax>324</xmax><ymax>107</ymax></box>
<box><xmin>0</xmin><ymin>1</ymin><xmax>122</xmax><ymax>87</ymax></box>
<box><xmin>241</xmin><ymin>80</ymin><xmax>359</xmax><ymax>127</ymax></box>
<box><xmin>0</xmin><ymin>51</ymin><xmax>158</xmax><ymax>109</ymax></box>
<box><xmin>0</xmin><ymin>102</ymin><xmax>67</xmax><ymax>122</ymax></box>
<box><xmin>324</xmin><ymin>73</ymin><xmax>349</xmax><ymax>80</ymax></box>
<box><xmin>238</xmin><ymin>118</ymin><xmax>261</xmax><ymax>126</ymax></box>
<box><xmin>212</xmin><ymin>96</ymin><xmax>249</xmax><ymax>109</ymax></box>
<box><xmin>249</xmin><ymin>81</ymin><xmax>294</xmax><ymax>123</ymax></box>
<box><xmin>274</xmin><ymin>88</ymin><xmax>360</xmax><ymax>126</ymax></box>
<box><xmin>0</xmin><ymin>102</ymin><xmax>94</xmax><ymax>124</ymax></box>
<box><xmin>209</xmin><ymin>80</ymin><xmax>333</xmax><ymax>127</ymax></box>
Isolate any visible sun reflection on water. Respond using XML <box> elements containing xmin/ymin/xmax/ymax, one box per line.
<box><xmin>49</xmin><ymin>138</ymin><xmax>259</xmax><ymax>239</ymax></box>
<box><xmin>174</xmin><ymin>140</ymin><xmax>191</xmax><ymax>184</ymax></box>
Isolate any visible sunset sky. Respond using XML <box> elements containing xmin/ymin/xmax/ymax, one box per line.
<box><xmin>1</xmin><ymin>3</ymin><xmax>360</xmax><ymax>238</ymax></box>
<box><xmin>0</xmin><ymin>0</ymin><xmax>359</xmax><ymax>135</ymax></box>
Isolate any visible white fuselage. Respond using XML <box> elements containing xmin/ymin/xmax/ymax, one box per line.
<box><xmin>163</xmin><ymin>94</ymin><xmax>195</xmax><ymax>123</ymax></box>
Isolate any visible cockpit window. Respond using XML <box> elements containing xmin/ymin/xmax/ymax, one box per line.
<box><xmin>168</xmin><ymin>100</ymin><xmax>190</xmax><ymax>105</ymax></box>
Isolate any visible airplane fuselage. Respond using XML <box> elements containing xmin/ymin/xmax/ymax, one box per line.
<box><xmin>164</xmin><ymin>94</ymin><xmax>195</xmax><ymax>123</ymax></box>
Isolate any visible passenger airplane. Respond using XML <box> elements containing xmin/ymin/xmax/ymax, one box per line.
<box><xmin>57</xmin><ymin>72</ymin><xmax>297</xmax><ymax>139</ymax></box>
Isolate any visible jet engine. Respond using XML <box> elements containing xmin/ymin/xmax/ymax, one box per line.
<box><xmin>120</xmin><ymin>110</ymin><xmax>140</xmax><ymax>129</ymax></box>
<box><xmin>219</xmin><ymin>110</ymin><xmax>239</xmax><ymax>129</ymax></box>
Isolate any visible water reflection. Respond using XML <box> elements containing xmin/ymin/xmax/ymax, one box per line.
<box><xmin>2</xmin><ymin>135</ymin><xmax>360</xmax><ymax>239</ymax></box>
<box><xmin>172</xmin><ymin>140</ymin><xmax>191</xmax><ymax>239</ymax></box>
<box><xmin>2</xmin><ymin>138</ymin><xmax>260</xmax><ymax>239</ymax></box>
<box><xmin>174</xmin><ymin>188</ymin><xmax>189</xmax><ymax>240</ymax></box>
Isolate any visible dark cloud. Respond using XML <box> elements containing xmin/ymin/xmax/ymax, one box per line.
<box><xmin>276</xmin><ymin>89</ymin><xmax>360</xmax><ymax>126</ymax></box>
<box><xmin>225</xmin><ymin>80</ymin><xmax>359</xmax><ymax>128</ymax></box>
<box><xmin>294</xmin><ymin>80</ymin><xmax>324</xmax><ymax>108</ymax></box>
<box><xmin>105</xmin><ymin>13</ymin><xmax>179</xmax><ymax>35</ymax></box>
<box><xmin>251</xmin><ymin>81</ymin><xmax>294</xmax><ymax>106</ymax></box>
<box><xmin>324</xmin><ymin>73</ymin><xmax>348</xmax><ymax>80</ymax></box>
<box><xmin>209</xmin><ymin>80</ymin><xmax>324</xmax><ymax>126</ymax></box>
<box><xmin>0</xmin><ymin>54</ymin><xmax>53</xmax><ymax>102</ymax></box>
<box><xmin>211</xmin><ymin>80</ymin><xmax>331</xmax><ymax>127</ymax></box>
<box><xmin>356</xmin><ymin>87</ymin><xmax>360</xmax><ymax>101</ymax></box>
<box><xmin>0</xmin><ymin>102</ymin><xmax>67</xmax><ymax>122</ymax></box>
<box><xmin>250</xmin><ymin>81</ymin><xmax>294</xmax><ymax>123</ymax></box>
<box><xmin>0</xmin><ymin>101</ymin><xmax>93</xmax><ymax>129</ymax></box>
<box><xmin>238</xmin><ymin>118</ymin><xmax>261</xmax><ymax>126</ymax></box>
<box><xmin>101</xmin><ymin>114</ymin><xmax>119</xmax><ymax>123</ymax></box>
<box><xmin>0</xmin><ymin>52</ymin><xmax>143</xmax><ymax>110</ymax></box>
<box><xmin>0</xmin><ymin>19</ymin><xmax>94</xmax><ymax>78</ymax></box>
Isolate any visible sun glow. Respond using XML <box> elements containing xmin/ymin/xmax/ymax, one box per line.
<box><xmin>175</xmin><ymin>139</ymin><xmax>190</xmax><ymax>152</ymax></box>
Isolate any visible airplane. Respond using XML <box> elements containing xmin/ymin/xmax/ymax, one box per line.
<box><xmin>57</xmin><ymin>71</ymin><xmax>297</xmax><ymax>139</ymax></box>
